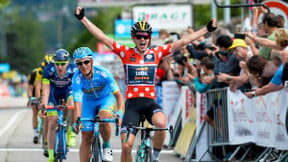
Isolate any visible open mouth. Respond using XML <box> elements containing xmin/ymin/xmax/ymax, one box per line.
<box><xmin>140</xmin><ymin>43</ymin><xmax>146</xmax><ymax>47</ymax></box>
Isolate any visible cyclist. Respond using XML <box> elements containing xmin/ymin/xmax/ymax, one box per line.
<box><xmin>72</xmin><ymin>47</ymin><xmax>125</xmax><ymax>162</ymax></box>
<box><xmin>27</xmin><ymin>54</ymin><xmax>53</xmax><ymax>144</ymax></box>
<box><xmin>41</xmin><ymin>49</ymin><xmax>77</xmax><ymax>162</ymax></box>
<box><xmin>75</xmin><ymin>6</ymin><xmax>216</xmax><ymax>162</ymax></box>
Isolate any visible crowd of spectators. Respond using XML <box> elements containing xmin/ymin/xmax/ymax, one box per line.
<box><xmin>152</xmin><ymin>6</ymin><xmax>288</xmax><ymax>128</ymax></box>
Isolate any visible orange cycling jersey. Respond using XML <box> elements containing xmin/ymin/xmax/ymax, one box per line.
<box><xmin>112</xmin><ymin>41</ymin><xmax>172</xmax><ymax>99</ymax></box>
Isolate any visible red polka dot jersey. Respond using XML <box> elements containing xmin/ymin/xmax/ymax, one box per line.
<box><xmin>112</xmin><ymin>41</ymin><xmax>172</xmax><ymax>99</ymax></box>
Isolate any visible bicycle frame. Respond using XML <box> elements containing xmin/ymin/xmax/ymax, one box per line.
<box><xmin>124</xmin><ymin>124</ymin><xmax>173</xmax><ymax>162</ymax></box>
<box><xmin>78</xmin><ymin>115</ymin><xmax>119</xmax><ymax>162</ymax></box>
<box><xmin>45</xmin><ymin>102</ymin><xmax>74</xmax><ymax>162</ymax></box>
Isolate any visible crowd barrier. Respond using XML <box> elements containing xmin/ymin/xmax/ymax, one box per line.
<box><xmin>182</xmin><ymin>87</ymin><xmax>288</xmax><ymax>162</ymax></box>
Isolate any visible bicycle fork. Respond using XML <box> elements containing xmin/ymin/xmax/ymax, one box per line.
<box><xmin>55</xmin><ymin>110</ymin><xmax>67</xmax><ymax>160</ymax></box>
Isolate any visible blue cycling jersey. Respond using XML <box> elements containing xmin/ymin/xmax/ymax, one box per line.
<box><xmin>43</xmin><ymin>63</ymin><xmax>77</xmax><ymax>88</ymax></box>
<box><xmin>72</xmin><ymin>65</ymin><xmax>119</xmax><ymax>102</ymax></box>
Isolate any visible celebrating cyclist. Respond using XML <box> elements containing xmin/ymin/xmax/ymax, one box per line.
<box><xmin>41</xmin><ymin>49</ymin><xmax>77</xmax><ymax>162</ymax></box>
<box><xmin>75</xmin><ymin>6</ymin><xmax>216</xmax><ymax>162</ymax></box>
<box><xmin>72</xmin><ymin>47</ymin><xmax>125</xmax><ymax>162</ymax></box>
<box><xmin>27</xmin><ymin>54</ymin><xmax>53</xmax><ymax>144</ymax></box>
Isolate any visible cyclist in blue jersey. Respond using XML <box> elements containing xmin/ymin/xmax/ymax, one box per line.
<box><xmin>41</xmin><ymin>49</ymin><xmax>77</xmax><ymax>162</ymax></box>
<box><xmin>72</xmin><ymin>47</ymin><xmax>125</xmax><ymax>162</ymax></box>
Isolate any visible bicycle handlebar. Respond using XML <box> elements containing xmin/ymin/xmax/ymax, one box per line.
<box><xmin>45</xmin><ymin>105</ymin><xmax>74</xmax><ymax>110</ymax></box>
<box><xmin>124</xmin><ymin>124</ymin><xmax>174</xmax><ymax>145</ymax></box>
<box><xmin>80</xmin><ymin>115</ymin><xmax>119</xmax><ymax>136</ymax></box>
<box><xmin>213</xmin><ymin>0</ymin><xmax>270</xmax><ymax>13</ymax></box>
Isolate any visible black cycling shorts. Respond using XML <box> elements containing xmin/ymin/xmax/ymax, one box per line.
<box><xmin>121</xmin><ymin>97</ymin><xmax>164</xmax><ymax>135</ymax></box>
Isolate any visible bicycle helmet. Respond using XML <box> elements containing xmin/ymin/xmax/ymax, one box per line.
<box><xmin>41</xmin><ymin>54</ymin><xmax>54</xmax><ymax>67</ymax></box>
<box><xmin>53</xmin><ymin>49</ymin><xmax>70</xmax><ymax>61</ymax></box>
<box><xmin>73</xmin><ymin>47</ymin><xmax>93</xmax><ymax>61</ymax></box>
<box><xmin>131</xmin><ymin>21</ymin><xmax>152</xmax><ymax>34</ymax></box>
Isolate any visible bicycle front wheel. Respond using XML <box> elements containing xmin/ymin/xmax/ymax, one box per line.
<box><xmin>91</xmin><ymin>136</ymin><xmax>102</xmax><ymax>162</ymax></box>
<box><xmin>145</xmin><ymin>148</ymin><xmax>153</xmax><ymax>162</ymax></box>
<box><xmin>136</xmin><ymin>148</ymin><xmax>153</xmax><ymax>162</ymax></box>
<box><xmin>56</xmin><ymin>126</ymin><xmax>64</xmax><ymax>162</ymax></box>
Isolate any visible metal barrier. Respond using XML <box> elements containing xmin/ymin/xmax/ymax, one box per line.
<box><xmin>185</xmin><ymin>88</ymin><xmax>252</xmax><ymax>162</ymax></box>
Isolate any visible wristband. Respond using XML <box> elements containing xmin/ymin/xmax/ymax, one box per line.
<box><xmin>206</xmin><ymin>20</ymin><xmax>217</xmax><ymax>32</ymax></box>
<box><xmin>251</xmin><ymin>91</ymin><xmax>256</xmax><ymax>97</ymax></box>
<box><xmin>115</xmin><ymin>110</ymin><xmax>124</xmax><ymax>120</ymax></box>
<box><xmin>75</xmin><ymin>8</ymin><xmax>85</xmax><ymax>20</ymax></box>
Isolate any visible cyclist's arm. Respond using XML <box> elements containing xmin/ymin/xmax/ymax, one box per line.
<box><xmin>74</xmin><ymin>101</ymin><xmax>82</xmax><ymax>122</ymax></box>
<box><xmin>35</xmin><ymin>80</ymin><xmax>42</xmax><ymax>101</ymax></box>
<box><xmin>72</xmin><ymin>71</ymin><xmax>83</xmax><ymax>121</ymax></box>
<box><xmin>171</xmin><ymin>27</ymin><xmax>208</xmax><ymax>51</ymax></box>
<box><xmin>76</xmin><ymin>7</ymin><xmax>113</xmax><ymax>49</ymax></box>
<box><xmin>113</xmin><ymin>90</ymin><xmax>125</xmax><ymax>113</ymax></box>
<box><xmin>171</xmin><ymin>19</ymin><xmax>216</xmax><ymax>51</ymax></box>
<box><xmin>41</xmin><ymin>78</ymin><xmax>50</xmax><ymax>106</ymax></box>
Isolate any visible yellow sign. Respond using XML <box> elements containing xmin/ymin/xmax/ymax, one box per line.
<box><xmin>174</xmin><ymin>108</ymin><xmax>197</xmax><ymax>157</ymax></box>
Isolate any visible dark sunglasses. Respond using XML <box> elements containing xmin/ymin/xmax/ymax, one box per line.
<box><xmin>55</xmin><ymin>62</ymin><xmax>68</xmax><ymax>66</ymax></box>
<box><xmin>76</xmin><ymin>60</ymin><xmax>91</xmax><ymax>66</ymax></box>
<box><xmin>134</xmin><ymin>34</ymin><xmax>150</xmax><ymax>40</ymax></box>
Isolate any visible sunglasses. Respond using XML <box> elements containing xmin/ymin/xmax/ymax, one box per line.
<box><xmin>55</xmin><ymin>61</ymin><xmax>68</xmax><ymax>66</ymax></box>
<box><xmin>76</xmin><ymin>60</ymin><xmax>91</xmax><ymax>66</ymax></box>
<box><xmin>134</xmin><ymin>34</ymin><xmax>150</xmax><ymax>40</ymax></box>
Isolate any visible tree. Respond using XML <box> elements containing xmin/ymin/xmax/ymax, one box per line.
<box><xmin>5</xmin><ymin>9</ymin><xmax>45</xmax><ymax>74</ymax></box>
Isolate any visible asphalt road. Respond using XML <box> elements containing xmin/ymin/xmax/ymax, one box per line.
<box><xmin>0</xmin><ymin>107</ymin><xmax>183</xmax><ymax>162</ymax></box>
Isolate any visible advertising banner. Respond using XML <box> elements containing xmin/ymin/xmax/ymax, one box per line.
<box><xmin>132</xmin><ymin>5</ymin><xmax>192</xmax><ymax>30</ymax></box>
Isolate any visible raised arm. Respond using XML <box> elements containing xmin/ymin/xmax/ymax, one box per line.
<box><xmin>75</xmin><ymin>7</ymin><xmax>113</xmax><ymax>49</ymax></box>
<box><xmin>171</xmin><ymin>19</ymin><xmax>217</xmax><ymax>51</ymax></box>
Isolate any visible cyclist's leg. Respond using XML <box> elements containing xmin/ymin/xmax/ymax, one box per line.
<box><xmin>145</xmin><ymin>98</ymin><xmax>166</xmax><ymax>161</ymax></box>
<box><xmin>43</xmin><ymin>113</ymin><xmax>49</xmax><ymax>157</ymax></box>
<box><xmin>98</xmin><ymin>94</ymin><xmax>115</xmax><ymax>161</ymax></box>
<box><xmin>66</xmin><ymin>89</ymin><xmax>76</xmax><ymax>147</ymax></box>
<box><xmin>120</xmin><ymin>98</ymin><xmax>142</xmax><ymax>162</ymax></box>
<box><xmin>80</xmin><ymin>95</ymin><xmax>98</xmax><ymax>162</ymax></box>
<box><xmin>46</xmin><ymin>88</ymin><xmax>61</xmax><ymax>161</ymax></box>
<box><xmin>31</xmin><ymin>88</ymin><xmax>39</xmax><ymax>143</ymax></box>
<box><xmin>80</xmin><ymin>131</ymin><xmax>93</xmax><ymax>162</ymax></box>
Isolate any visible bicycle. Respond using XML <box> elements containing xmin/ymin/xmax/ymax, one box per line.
<box><xmin>30</xmin><ymin>97</ymin><xmax>45</xmax><ymax>146</ymax></box>
<box><xmin>124</xmin><ymin>116</ymin><xmax>174</xmax><ymax>162</ymax></box>
<box><xmin>75</xmin><ymin>114</ymin><xmax>119</xmax><ymax>162</ymax></box>
<box><xmin>44</xmin><ymin>99</ymin><xmax>74</xmax><ymax>162</ymax></box>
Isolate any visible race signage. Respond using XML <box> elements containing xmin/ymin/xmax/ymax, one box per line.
<box><xmin>132</xmin><ymin>5</ymin><xmax>192</xmax><ymax>30</ymax></box>
<box><xmin>257</xmin><ymin>0</ymin><xmax>288</xmax><ymax>29</ymax></box>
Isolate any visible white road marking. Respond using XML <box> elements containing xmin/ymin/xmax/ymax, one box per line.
<box><xmin>0</xmin><ymin>148</ymin><xmax>174</xmax><ymax>154</ymax></box>
<box><xmin>0</xmin><ymin>109</ymin><xmax>27</xmax><ymax>137</ymax></box>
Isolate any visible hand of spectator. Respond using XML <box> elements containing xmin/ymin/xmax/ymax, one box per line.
<box><xmin>182</xmin><ymin>55</ymin><xmax>192</xmax><ymax>68</ymax></box>
<box><xmin>206</xmin><ymin>19</ymin><xmax>217</xmax><ymax>32</ymax></box>
<box><xmin>181</xmin><ymin>77</ymin><xmax>190</xmax><ymax>84</ymax></box>
<box><xmin>252</xmin><ymin>6</ymin><xmax>258</xmax><ymax>13</ymax></box>
<box><xmin>217</xmin><ymin>72</ymin><xmax>230</xmax><ymax>83</ymax></box>
<box><xmin>245</xmin><ymin>36</ymin><xmax>254</xmax><ymax>46</ymax></box>
<box><xmin>202</xmin><ymin>74</ymin><xmax>215</xmax><ymax>84</ymax></box>
<box><xmin>245</xmin><ymin>91</ymin><xmax>254</xmax><ymax>98</ymax></box>
<box><xmin>186</xmin><ymin>73</ymin><xmax>195</xmax><ymax>81</ymax></box>
<box><xmin>259</xmin><ymin>6</ymin><xmax>268</xmax><ymax>14</ymax></box>
<box><xmin>239</xmin><ymin>61</ymin><xmax>247</xmax><ymax>70</ymax></box>
<box><xmin>245</xmin><ymin>31</ymin><xmax>256</xmax><ymax>39</ymax></box>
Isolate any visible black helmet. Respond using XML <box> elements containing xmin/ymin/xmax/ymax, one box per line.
<box><xmin>53</xmin><ymin>49</ymin><xmax>69</xmax><ymax>61</ymax></box>
<box><xmin>131</xmin><ymin>21</ymin><xmax>152</xmax><ymax>34</ymax></box>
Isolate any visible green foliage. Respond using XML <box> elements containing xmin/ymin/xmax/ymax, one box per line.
<box><xmin>193</xmin><ymin>3</ymin><xmax>241</xmax><ymax>29</ymax></box>
<box><xmin>5</xmin><ymin>9</ymin><xmax>45</xmax><ymax>74</ymax></box>
<box><xmin>0</xmin><ymin>0</ymin><xmax>11</xmax><ymax>9</ymax></box>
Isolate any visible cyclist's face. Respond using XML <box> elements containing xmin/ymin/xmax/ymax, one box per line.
<box><xmin>133</xmin><ymin>32</ymin><xmax>150</xmax><ymax>53</ymax></box>
<box><xmin>76</xmin><ymin>58</ymin><xmax>92</xmax><ymax>75</ymax></box>
<box><xmin>54</xmin><ymin>61</ymin><xmax>68</xmax><ymax>76</ymax></box>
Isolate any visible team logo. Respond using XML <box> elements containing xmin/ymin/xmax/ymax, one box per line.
<box><xmin>144</xmin><ymin>53</ymin><xmax>155</xmax><ymax>62</ymax></box>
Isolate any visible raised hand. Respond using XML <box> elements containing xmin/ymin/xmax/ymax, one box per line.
<box><xmin>75</xmin><ymin>6</ymin><xmax>85</xmax><ymax>20</ymax></box>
